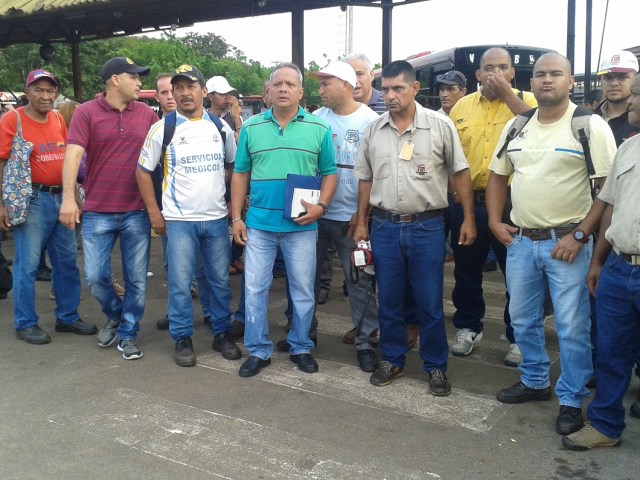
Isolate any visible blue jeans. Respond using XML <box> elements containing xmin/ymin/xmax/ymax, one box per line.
<box><xmin>12</xmin><ymin>190</ymin><xmax>81</xmax><ymax>330</ymax></box>
<box><xmin>315</xmin><ymin>218</ymin><xmax>378</xmax><ymax>349</ymax></box>
<box><xmin>587</xmin><ymin>252</ymin><xmax>640</xmax><ymax>438</ymax></box>
<box><xmin>82</xmin><ymin>211</ymin><xmax>150</xmax><ymax>341</ymax></box>
<box><xmin>243</xmin><ymin>228</ymin><xmax>317</xmax><ymax>359</ymax></box>
<box><xmin>449</xmin><ymin>199</ymin><xmax>513</xmax><ymax>342</ymax></box>
<box><xmin>506</xmin><ymin>232</ymin><xmax>593</xmax><ymax>407</ymax></box>
<box><xmin>166</xmin><ymin>218</ymin><xmax>232</xmax><ymax>341</ymax></box>
<box><xmin>370</xmin><ymin>215</ymin><xmax>448</xmax><ymax>372</ymax></box>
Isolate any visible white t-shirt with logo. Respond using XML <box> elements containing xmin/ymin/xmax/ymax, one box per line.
<box><xmin>138</xmin><ymin>111</ymin><xmax>235</xmax><ymax>221</ymax></box>
<box><xmin>313</xmin><ymin>104</ymin><xmax>379</xmax><ymax>221</ymax></box>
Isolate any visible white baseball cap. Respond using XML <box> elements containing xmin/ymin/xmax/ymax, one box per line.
<box><xmin>205</xmin><ymin>76</ymin><xmax>236</xmax><ymax>94</ymax></box>
<box><xmin>597</xmin><ymin>50</ymin><xmax>639</xmax><ymax>75</ymax></box>
<box><xmin>307</xmin><ymin>61</ymin><xmax>357</xmax><ymax>89</ymax></box>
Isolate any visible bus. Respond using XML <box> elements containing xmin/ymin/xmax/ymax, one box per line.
<box><xmin>374</xmin><ymin>45</ymin><xmax>556</xmax><ymax>109</ymax></box>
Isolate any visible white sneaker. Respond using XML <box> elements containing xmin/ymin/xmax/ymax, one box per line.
<box><xmin>504</xmin><ymin>343</ymin><xmax>522</xmax><ymax>367</ymax></box>
<box><xmin>451</xmin><ymin>328</ymin><xmax>483</xmax><ymax>356</ymax></box>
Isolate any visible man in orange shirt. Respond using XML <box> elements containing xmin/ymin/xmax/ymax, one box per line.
<box><xmin>0</xmin><ymin>69</ymin><xmax>97</xmax><ymax>344</ymax></box>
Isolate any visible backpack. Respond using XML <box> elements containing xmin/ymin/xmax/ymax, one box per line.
<box><xmin>151</xmin><ymin>111</ymin><xmax>227</xmax><ymax>210</ymax></box>
<box><xmin>496</xmin><ymin>105</ymin><xmax>596</xmax><ymax>196</ymax></box>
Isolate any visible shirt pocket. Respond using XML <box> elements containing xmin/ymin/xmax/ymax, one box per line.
<box><xmin>409</xmin><ymin>154</ymin><xmax>433</xmax><ymax>181</ymax></box>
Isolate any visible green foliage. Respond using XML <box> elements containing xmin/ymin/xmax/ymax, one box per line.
<box><xmin>0</xmin><ymin>32</ymin><xmax>330</xmax><ymax>104</ymax></box>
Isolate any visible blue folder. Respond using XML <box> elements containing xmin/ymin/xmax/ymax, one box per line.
<box><xmin>283</xmin><ymin>174</ymin><xmax>321</xmax><ymax>219</ymax></box>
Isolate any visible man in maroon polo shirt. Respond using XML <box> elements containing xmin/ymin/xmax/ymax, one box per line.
<box><xmin>60</xmin><ymin>57</ymin><xmax>158</xmax><ymax>360</ymax></box>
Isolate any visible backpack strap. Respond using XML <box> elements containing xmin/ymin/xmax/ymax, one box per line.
<box><xmin>571</xmin><ymin>106</ymin><xmax>595</xmax><ymax>176</ymax></box>
<box><xmin>495</xmin><ymin>107</ymin><xmax>537</xmax><ymax>159</ymax></box>
<box><xmin>206</xmin><ymin>112</ymin><xmax>226</xmax><ymax>146</ymax></box>
<box><xmin>160</xmin><ymin>111</ymin><xmax>177</xmax><ymax>166</ymax></box>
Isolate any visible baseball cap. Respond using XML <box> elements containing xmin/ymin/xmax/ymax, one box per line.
<box><xmin>597</xmin><ymin>50</ymin><xmax>639</xmax><ymax>75</ymax></box>
<box><xmin>205</xmin><ymin>76</ymin><xmax>236</xmax><ymax>94</ymax></box>
<box><xmin>25</xmin><ymin>69</ymin><xmax>60</xmax><ymax>89</ymax></box>
<box><xmin>101</xmin><ymin>57</ymin><xmax>150</xmax><ymax>82</ymax></box>
<box><xmin>171</xmin><ymin>65</ymin><xmax>206</xmax><ymax>86</ymax></box>
<box><xmin>435</xmin><ymin>70</ymin><xmax>467</xmax><ymax>89</ymax></box>
<box><xmin>307</xmin><ymin>61</ymin><xmax>357</xmax><ymax>89</ymax></box>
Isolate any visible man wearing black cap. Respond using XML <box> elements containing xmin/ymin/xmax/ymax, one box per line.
<box><xmin>435</xmin><ymin>70</ymin><xmax>467</xmax><ymax>116</ymax></box>
<box><xmin>137</xmin><ymin>65</ymin><xmax>239</xmax><ymax>367</ymax></box>
<box><xmin>0</xmin><ymin>69</ymin><xmax>97</xmax><ymax>345</ymax></box>
<box><xmin>60</xmin><ymin>57</ymin><xmax>158</xmax><ymax>360</ymax></box>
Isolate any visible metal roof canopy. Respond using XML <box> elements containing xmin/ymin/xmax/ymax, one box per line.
<box><xmin>0</xmin><ymin>0</ymin><xmax>430</xmax><ymax>98</ymax></box>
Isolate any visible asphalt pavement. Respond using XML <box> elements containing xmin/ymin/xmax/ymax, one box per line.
<box><xmin>0</xmin><ymin>233</ymin><xmax>638</xmax><ymax>479</ymax></box>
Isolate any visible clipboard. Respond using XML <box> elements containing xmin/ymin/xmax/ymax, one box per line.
<box><xmin>284</xmin><ymin>174</ymin><xmax>321</xmax><ymax>219</ymax></box>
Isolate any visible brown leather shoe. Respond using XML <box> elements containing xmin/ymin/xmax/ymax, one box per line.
<box><xmin>343</xmin><ymin>327</ymin><xmax>379</xmax><ymax>345</ymax></box>
<box><xmin>407</xmin><ymin>323</ymin><xmax>419</xmax><ymax>349</ymax></box>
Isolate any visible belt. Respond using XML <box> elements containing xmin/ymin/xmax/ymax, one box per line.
<box><xmin>32</xmin><ymin>182</ymin><xmax>63</xmax><ymax>194</ymax></box>
<box><xmin>519</xmin><ymin>224</ymin><xmax>578</xmax><ymax>241</ymax></box>
<box><xmin>473</xmin><ymin>190</ymin><xmax>486</xmax><ymax>204</ymax></box>
<box><xmin>613</xmin><ymin>247</ymin><xmax>640</xmax><ymax>266</ymax></box>
<box><xmin>372</xmin><ymin>207</ymin><xmax>442</xmax><ymax>223</ymax></box>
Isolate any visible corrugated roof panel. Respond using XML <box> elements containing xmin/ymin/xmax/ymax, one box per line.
<box><xmin>0</xmin><ymin>0</ymin><xmax>109</xmax><ymax>17</ymax></box>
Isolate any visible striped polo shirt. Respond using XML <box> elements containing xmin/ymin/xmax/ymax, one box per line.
<box><xmin>234</xmin><ymin>106</ymin><xmax>336</xmax><ymax>233</ymax></box>
<box><xmin>67</xmin><ymin>94</ymin><xmax>158</xmax><ymax>212</ymax></box>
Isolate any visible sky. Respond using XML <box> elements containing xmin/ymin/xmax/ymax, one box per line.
<box><xmin>177</xmin><ymin>0</ymin><xmax>639</xmax><ymax>75</ymax></box>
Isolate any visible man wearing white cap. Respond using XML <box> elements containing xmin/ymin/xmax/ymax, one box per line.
<box><xmin>206</xmin><ymin>76</ymin><xmax>242</xmax><ymax>135</ymax></box>
<box><xmin>305</xmin><ymin>62</ymin><xmax>380</xmax><ymax>372</ymax></box>
<box><xmin>595</xmin><ymin>50</ymin><xmax>639</xmax><ymax>146</ymax></box>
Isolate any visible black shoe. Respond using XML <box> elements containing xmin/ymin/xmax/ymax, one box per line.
<box><xmin>0</xmin><ymin>292</ymin><xmax>7</xmax><ymax>299</ymax></box>
<box><xmin>157</xmin><ymin>315</ymin><xmax>169</xmax><ymax>330</ymax></box>
<box><xmin>497</xmin><ymin>381</ymin><xmax>552</xmax><ymax>404</ymax></box>
<box><xmin>212</xmin><ymin>332</ymin><xmax>242</xmax><ymax>360</ymax></box>
<box><xmin>629</xmin><ymin>401</ymin><xmax>640</xmax><ymax>419</ymax></box>
<box><xmin>317</xmin><ymin>289</ymin><xmax>330</xmax><ymax>305</ymax></box>
<box><xmin>228</xmin><ymin>319</ymin><xmax>245</xmax><ymax>341</ymax></box>
<box><xmin>290</xmin><ymin>353</ymin><xmax>318</xmax><ymax>373</ymax></box>
<box><xmin>4</xmin><ymin>258</ymin><xmax>12</xmax><ymax>267</ymax></box>
<box><xmin>174</xmin><ymin>336</ymin><xmax>196</xmax><ymax>367</ymax></box>
<box><xmin>203</xmin><ymin>316</ymin><xmax>211</xmax><ymax>326</ymax></box>
<box><xmin>36</xmin><ymin>266</ymin><xmax>52</xmax><ymax>282</ymax></box>
<box><xmin>16</xmin><ymin>326</ymin><xmax>51</xmax><ymax>344</ymax></box>
<box><xmin>357</xmin><ymin>349</ymin><xmax>378</xmax><ymax>373</ymax></box>
<box><xmin>55</xmin><ymin>319</ymin><xmax>98</xmax><ymax>335</ymax></box>
<box><xmin>482</xmin><ymin>260</ymin><xmax>497</xmax><ymax>272</ymax></box>
<box><xmin>586</xmin><ymin>375</ymin><xmax>596</xmax><ymax>389</ymax></box>
<box><xmin>239</xmin><ymin>355</ymin><xmax>271</xmax><ymax>377</ymax></box>
<box><xmin>556</xmin><ymin>405</ymin><xmax>584</xmax><ymax>435</ymax></box>
<box><xmin>277</xmin><ymin>335</ymin><xmax>318</xmax><ymax>352</ymax></box>
<box><xmin>428</xmin><ymin>370</ymin><xmax>452</xmax><ymax>396</ymax></box>
<box><xmin>370</xmin><ymin>361</ymin><xmax>404</xmax><ymax>386</ymax></box>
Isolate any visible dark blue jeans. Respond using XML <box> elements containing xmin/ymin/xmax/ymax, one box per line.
<box><xmin>370</xmin><ymin>215</ymin><xmax>448</xmax><ymax>372</ymax></box>
<box><xmin>448</xmin><ymin>199</ymin><xmax>514</xmax><ymax>343</ymax></box>
<box><xmin>587</xmin><ymin>252</ymin><xmax>640</xmax><ymax>438</ymax></box>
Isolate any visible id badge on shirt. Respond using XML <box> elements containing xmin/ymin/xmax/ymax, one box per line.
<box><xmin>399</xmin><ymin>142</ymin><xmax>414</xmax><ymax>161</ymax></box>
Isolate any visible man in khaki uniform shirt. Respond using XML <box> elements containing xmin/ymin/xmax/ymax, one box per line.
<box><xmin>353</xmin><ymin>60</ymin><xmax>475</xmax><ymax>397</ymax></box>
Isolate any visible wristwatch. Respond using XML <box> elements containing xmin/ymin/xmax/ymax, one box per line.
<box><xmin>317</xmin><ymin>202</ymin><xmax>329</xmax><ymax>216</ymax></box>
<box><xmin>572</xmin><ymin>229</ymin><xmax>590</xmax><ymax>244</ymax></box>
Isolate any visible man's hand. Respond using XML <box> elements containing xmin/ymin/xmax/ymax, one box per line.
<box><xmin>346</xmin><ymin>213</ymin><xmax>358</xmax><ymax>238</ymax></box>
<box><xmin>352</xmin><ymin>223</ymin><xmax>369</xmax><ymax>244</ymax></box>
<box><xmin>0</xmin><ymin>204</ymin><xmax>10</xmax><ymax>231</ymax></box>
<box><xmin>489</xmin><ymin>221</ymin><xmax>519</xmax><ymax>246</ymax></box>
<box><xmin>483</xmin><ymin>70</ymin><xmax>513</xmax><ymax>101</ymax></box>
<box><xmin>59</xmin><ymin>197</ymin><xmax>80</xmax><ymax>230</ymax></box>
<box><xmin>149</xmin><ymin>210</ymin><xmax>166</xmax><ymax>236</ymax></box>
<box><xmin>586</xmin><ymin>262</ymin><xmax>602</xmax><ymax>297</ymax></box>
<box><xmin>294</xmin><ymin>200</ymin><xmax>324</xmax><ymax>226</ymax></box>
<box><xmin>458</xmin><ymin>219</ymin><xmax>477</xmax><ymax>246</ymax></box>
<box><xmin>232</xmin><ymin>219</ymin><xmax>247</xmax><ymax>246</ymax></box>
<box><xmin>551</xmin><ymin>235</ymin><xmax>585</xmax><ymax>263</ymax></box>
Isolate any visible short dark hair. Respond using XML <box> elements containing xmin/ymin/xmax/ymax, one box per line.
<box><xmin>381</xmin><ymin>60</ymin><xmax>415</xmax><ymax>84</ymax></box>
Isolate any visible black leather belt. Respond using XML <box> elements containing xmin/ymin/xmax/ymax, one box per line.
<box><xmin>519</xmin><ymin>224</ymin><xmax>577</xmax><ymax>241</ymax></box>
<box><xmin>32</xmin><ymin>182</ymin><xmax>63</xmax><ymax>194</ymax></box>
<box><xmin>474</xmin><ymin>190</ymin><xmax>486</xmax><ymax>204</ymax></box>
<box><xmin>614</xmin><ymin>247</ymin><xmax>640</xmax><ymax>266</ymax></box>
<box><xmin>372</xmin><ymin>207</ymin><xmax>442</xmax><ymax>223</ymax></box>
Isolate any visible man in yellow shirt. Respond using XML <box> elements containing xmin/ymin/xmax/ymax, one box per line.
<box><xmin>448</xmin><ymin>47</ymin><xmax>537</xmax><ymax>365</ymax></box>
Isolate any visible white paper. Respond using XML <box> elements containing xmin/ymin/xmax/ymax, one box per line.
<box><xmin>291</xmin><ymin>187</ymin><xmax>320</xmax><ymax>217</ymax></box>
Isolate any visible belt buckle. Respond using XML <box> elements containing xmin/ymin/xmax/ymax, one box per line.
<box><xmin>396</xmin><ymin>214</ymin><xmax>413</xmax><ymax>223</ymax></box>
<box><xmin>528</xmin><ymin>230</ymin><xmax>546</xmax><ymax>241</ymax></box>
<box><xmin>631</xmin><ymin>255</ymin><xmax>640</xmax><ymax>266</ymax></box>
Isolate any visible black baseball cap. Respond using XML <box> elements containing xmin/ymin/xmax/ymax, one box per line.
<box><xmin>435</xmin><ymin>70</ymin><xmax>467</xmax><ymax>89</ymax></box>
<box><xmin>171</xmin><ymin>65</ymin><xmax>206</xmax><ymax>87</ymax></box>
<box><xmin>101</xmin><ymin>57</ymin><xmax>150</xmax><ymax>82</ymax></box>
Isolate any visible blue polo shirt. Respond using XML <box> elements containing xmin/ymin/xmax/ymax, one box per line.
<box><xmin>234</xmin><ymin>106</ymin><xmax>336</xmax><ymax>233</ymax></box>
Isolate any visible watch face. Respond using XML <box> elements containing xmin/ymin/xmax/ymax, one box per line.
<box><xmin>575</xmin><ymin>231</ymin><xmax>584</xmax><ymax>240</ymax></box>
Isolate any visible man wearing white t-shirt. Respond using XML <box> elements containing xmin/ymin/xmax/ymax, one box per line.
<box><xmin>137</xmin><ymin>65</ymin><xmax>240</xmax><ymax>367</ymax></box>
<box><xmin>306</xmin><ymin>62</ymin><xmax>380</xmax><ymax>372</ymax></box>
